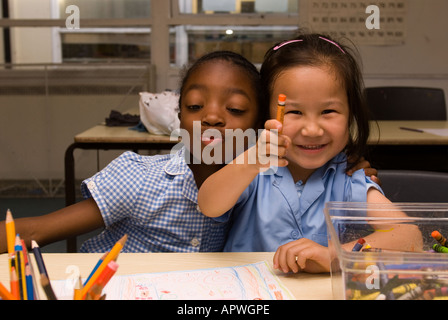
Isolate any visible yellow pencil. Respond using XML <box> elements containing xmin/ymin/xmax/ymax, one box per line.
<box><xmin>6</xmin><ymin>209</ymin><xmax>16</xmax><ymax>256</ymax></box>
<box><xmin>80</xmin><ymin>234</ymin><xmax>127</xmax><ymax>299</ymax></box>
<box><xmin>73</xmin><ymin>276</ymin><xmax>83</xmax><ymax>300</ymax></box>
<box><xmin>15</xmin><ymin>235</ymin><xmax>27</xmax><ymax>300</ymax></box>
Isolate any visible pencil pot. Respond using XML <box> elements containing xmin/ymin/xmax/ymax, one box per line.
<box><xmin>324</xmin><ymin>202</ymin><xmax>448</xmax><ymax>300</ymax></box>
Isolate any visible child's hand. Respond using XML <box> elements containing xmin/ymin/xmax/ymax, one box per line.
<box><xmin>346</xmin><ymin>156</ymin><xmax>381</xmax><ymax>186</ymax></box>
<box><xmin>254</xmin><ymin>119</ymin><xmax>290</xmax><ymax>170</ymax></box>
<box><xmin>273</xmin><ymin>238</ymin><xmax>331</xmax><ymax>274</ymax></box>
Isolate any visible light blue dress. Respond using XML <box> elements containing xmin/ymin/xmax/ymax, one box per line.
<box><xmin>218</xmin><ymin>153</ymin><xmax>382</xmax><ymax>252</ymax></box>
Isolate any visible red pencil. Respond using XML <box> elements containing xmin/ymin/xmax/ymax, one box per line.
<box><xmin>96</xmin><ymin>260</ymin><xmax>119</xmax><ymax>288</ymax></box>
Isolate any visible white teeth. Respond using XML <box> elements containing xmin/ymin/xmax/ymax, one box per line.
<box><xmin>302</xmin><ymin>145</ymin><xmax>323</xmax><ymax>150</ymax></box>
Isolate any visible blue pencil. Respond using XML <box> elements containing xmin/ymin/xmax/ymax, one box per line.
<box><xmin>25</xmin><ymin>265</ymin><xmax>34</xmax><ymax>300</ymax></box>
<box><xmin>83</xmin><ymin>252</ymin><xmax>108</xmax><ymax>286</ymax></box>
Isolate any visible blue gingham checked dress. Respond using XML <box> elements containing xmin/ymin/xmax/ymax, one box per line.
<box><xmin>79</xmin><ymin>147</ymin><xmax>229</xmax><ymax>253</ymax></box>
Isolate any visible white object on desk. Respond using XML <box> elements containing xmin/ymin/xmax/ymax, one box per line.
<box><xmin>139</xmin><ymin>91</ymin><xmax>180</xmax><ymax>135</ymax></box>
<box><xmin>421</xmin><ymin>128</ymin><xmax>448</xmax><ymax>137</ymax></box>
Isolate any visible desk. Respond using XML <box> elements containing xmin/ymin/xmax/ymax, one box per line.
<box><xmin>0</xmin><ymin>252</ymin><xmax>333</xmax><ymax>300</ymax></box>
<box><xmin>369</xmin><ymin>120</ymin><xmax>448</xmax><ymax>145</ymax></box>
<box><xmin>367</xmin><ymin>121</ymin><xmax>448</xmax><ymax>173</ymax></box>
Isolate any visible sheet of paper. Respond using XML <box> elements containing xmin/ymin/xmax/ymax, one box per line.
<box><xmin>421</xmin><ymin>128</ymin><xmax>448</xmax><ymax>137</ymax></box>
<box><xmin>51</xmin><ymin>261</ymin><xmax>295</xmax><ymax>300</ymax></box>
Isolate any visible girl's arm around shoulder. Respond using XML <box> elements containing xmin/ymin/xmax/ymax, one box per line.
<box><xmin>366</xmin><ymin>187</ymin><xmax>390</xmax><ymax>204</ymax></box>
<box><xmin>0</xmin><ymin>198</ymin><xmax>105</xmax><ymax>253</ymax></box>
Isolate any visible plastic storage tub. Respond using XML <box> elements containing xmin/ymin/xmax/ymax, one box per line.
<box><xmin>324</xmin><ymin>202</ymin><xmax>448</xmax><ymax>300</ymax></box>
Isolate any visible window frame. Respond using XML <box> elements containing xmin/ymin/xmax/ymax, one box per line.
<box><xmin>0</xmin><ymin>0</ymin><xmax>302</xmax><ymax>90</ymax></box>
<box><xmin>170</xmin><ymin>0</ymin><xmax>299</xmax><ymax>26</ymax></box>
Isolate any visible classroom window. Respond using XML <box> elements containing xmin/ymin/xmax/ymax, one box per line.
<box><xmin>57</xmin><ymin>0</ymin><xmax>151</xmax><ymax>19</ymax></box>
<box><xmin>172</xmin><ymin>0</ymin><xmax>300</xmax><ymax>66</ymax></box>
<box><xmin>57</xmin><ymin>0</ymin><xmax>151</xmax><ymax>62</ymax></box>
<box><xmin>61</xmin><ymin>29</ymin><xmax>151</xmax><ymax>62</ymax></box>
<box><xmin>178</xmin><ymin>0</ymin><xmax>298</xmax><ymax>14</ymax></box>
<box><xmin>170</xmin><ymin>25</ymin><xmax>299</xmax><ymax>66</ymax></box>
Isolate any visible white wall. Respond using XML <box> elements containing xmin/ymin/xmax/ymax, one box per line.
<box><xmin>0</xmin><ymin>94</ymin><xmax>140</xmax><ymax>182</ymax></box>
<box><xmin>360</xmin><ymin>0</ymin><xmax>448</xmax><ymax>96</ymax></box>
<box><xmin>9</xmin><ymin>0</ymin><xmax>55</xmax><ymax>63</ymax></box>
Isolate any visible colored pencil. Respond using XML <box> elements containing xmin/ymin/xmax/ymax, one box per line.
<box><xmin>40</xmin><ymin>274</ymin><xmax>57</xmax><ymax>300</ymax></box>
<box><xmin>32</xmin><ymin>240</ymin><xmax>56</xmax><ymax>300</ymax></box>
<box><xmin>5</xmin><ymin>210</ymin><xmax>16</xmax><ymax>277</ymax></box>
<box><xmin>5</xmin><ymin>209</ymin><xmax>16</xmax><ymax>256</ymax></box>
<box><xmin>15</xmin><ymin>236</ymin><xmax>27</xmax><ymax>300</ymax></box>
<box><xmin>83</xmin><ymin>251</ymin><xmax>108</xmax><ymax>286</ymax></box>
<box><xmin>10</xmin><ymin>267</ymin><xmax>20</xmax><ymax>300</ymax></box>
<box><xmin>96</xmin><ymin>260</ymin><xmax>119</xmax><ymax>288</ymax></box>
<box><xmin>0</xmin><ymin>280</ymin><xmax>17</xmax><ymax>300</ymax></box>
<box><xmin>25</xmin><ymin>265</ymin><xmax>34</xmax><ymax>300</ymax></box>
<box><xmin>31</xmin><ymin>240</ymin><xmax>49</xmax><ymax>278</ymax></box>
<box><xmin>86</xmin><ymin>284</ymin><xmax>104</xmax><ymax>300</ymax></box>
<box><xmin>73</xmin><ymin>276</ymin><xmax>83</xmax><ymax>300</ymax></box>
<box><xmin>81</xmin><ymin>234</ymin><xmax>127</xmax><ymax>299</ymax></box>
<box><xmin>399</xmin><ymin>127</ymin><xmax>424</xmax><ymax>133</ymax></box>
<box><xmin>22</xmin><ymin>239</ymin><xmax>40</xmax><ymax>300</ymax></box>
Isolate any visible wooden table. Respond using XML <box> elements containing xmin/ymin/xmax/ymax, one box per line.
<box><xmin>369</xmin><ymin>120</ymin><xmax>448</xmax><ymax>145</ymax></box>
<box><xmin>0</xmin><ymin>252</ymin><xmax>333</xmax><ymax>301</ymax></box>
<box><xmin>367</xmin><ymin>120</ymin><xmax>448</xmax><ymax>173</ymax></box>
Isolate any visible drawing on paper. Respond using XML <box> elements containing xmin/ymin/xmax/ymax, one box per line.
<box><xmin>52</xmin><ymin>261</ymin><xmax>294</xmax><ymax>300</ymax></box>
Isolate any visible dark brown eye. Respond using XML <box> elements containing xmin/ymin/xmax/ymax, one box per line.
<box><xmin>322</xmin><ymin>109</ymin><xmax>336</xmax><ymax>115</ymax></box>
<box><xmin>228</xmin><ymin>107</ymin><xmax>245</xmax><ymax>114</ymax></box>
<box><xmin>186</xmin><ymin>104</ymin><xmax>202</xmax><ymax>110</ymax></box>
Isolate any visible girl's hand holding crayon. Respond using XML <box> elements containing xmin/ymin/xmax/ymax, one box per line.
<box><xmin>250</xmin><ymin>119</ymin><xmax>290</xmax><ymax>172</ymax></box>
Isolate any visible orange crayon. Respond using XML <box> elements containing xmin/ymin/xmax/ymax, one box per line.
<box><xmin>276</xmin><ymin>94</ymin><xmax>286</xmax><ymax>134</ymax></box>
<box><xmin>431</xmin><ymin>231</ymin><xmax>447</xmax><ymax>246</ymax></box>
